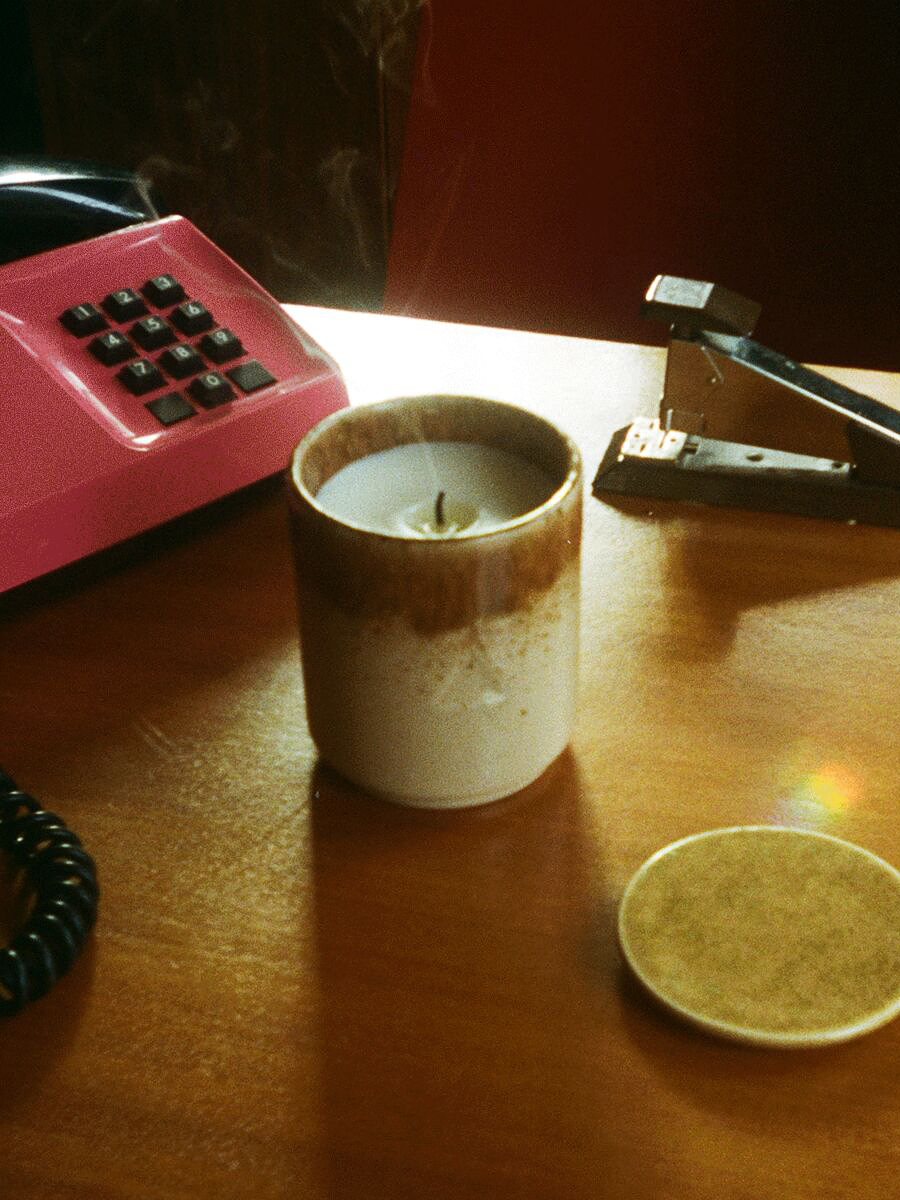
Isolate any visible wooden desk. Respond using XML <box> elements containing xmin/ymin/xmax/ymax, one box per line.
<box><xmin>3</xmin><ymin>309</ymin><xmax>900</xmax><ymax>1199</ymax></box>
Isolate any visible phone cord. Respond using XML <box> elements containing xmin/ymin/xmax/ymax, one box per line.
<box><xmin>0</xmin><ymin>768</ymin><xmax>99</xmax><ymax>1016</ymax></box>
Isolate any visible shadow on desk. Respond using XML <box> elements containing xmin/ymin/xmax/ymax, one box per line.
<box><xmin>0</xmin><ymin>846</ymin><xmax>98</xmax><ymax>1107</ymax></box>
<box><xmin>598</xmin><ymin>496</ymin><xmax>900</xmax><ymax>661</ymax></box>
<box><xmin>307</xmin><ymin>752</ymin><xmax>644</xmax><ymax>1200</ymax></box>
<box><xmin>0</xmin><ymin>476</ymin><xmax>285</xmax><ymax>622</ymax></box>
<box><xmin>0</xmin><ymin>932</ymin><xmax>96</xmax><ymax>1112</ymax></box>
<box><xmin>0</xmin><ymin>476</ymin><xmax>299</xmax><ymax>778</ymax></box>
<box><xmin>615</xmin><ymin>957</ymin><xmax>900</xmax><ymax>1137</ymax></box>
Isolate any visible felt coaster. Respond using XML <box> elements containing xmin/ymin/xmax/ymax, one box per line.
<box><xmin>618</xmin><ymin>826</ymin><xmax>900</xmax><ymax>1047</ymax></box>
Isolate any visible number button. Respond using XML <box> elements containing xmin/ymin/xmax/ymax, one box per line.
<box><xmin>141</xmin><ymin>274</ymin><xmax>186</xmax><ymax>307</ymax></box>
<box><xmin>102</xmin><ymin>289</ymin><xmax>149</xmax><ymax>321</ymax></box>
<box><xmin>199</xmin><ymin>328</ymin><xmax>244</xmax><ymax>364</ymax></box>
<box><xmin>171</xmin><ymin>300</ymin><xmax>214</xmax><ymax>335</ymax></box>
<box><xmin>117</xmin><ymin>358</ymin><xmax>166</xmax><ymax>395</ymax></box>
<box><xmin>89</xmin><ymin>330</ymin><xmax>135</xmax><ymax>366</ymax></box>
<box><xmin>159</xmin><ymin>343</ymin><xmax>205</xmax><ymax>379</ymax></box>
<box><xmin>60</xmin><ymin>303</ymin><xmax>108</xmax><ymax>336</ymax></box>
<box><xmin>188</xmin><ymin>371</ymin><xmax>235</xmax><ymax>408</ymax></box>
<box><xmin>131</xmin><ymin>315</ymin><xmax>176</xmax><ymax>351</ymax></box>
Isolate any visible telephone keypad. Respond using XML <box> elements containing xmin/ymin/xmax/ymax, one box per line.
<box><xmin>59</xmin><ymin>274</ymin><xmax>278</xmax><ymax>427</ymax></box>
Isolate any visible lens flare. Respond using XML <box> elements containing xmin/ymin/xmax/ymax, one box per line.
<box><xmin>775</xmin><ymin>761</ymin><xmax>861</xmax><ymax>829</ymax></box>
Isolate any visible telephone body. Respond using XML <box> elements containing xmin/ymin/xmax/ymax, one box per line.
<box><xmin>0</xmin><ymin>160</ymin><xmax>348</xmax><ymax>593</ymax></box>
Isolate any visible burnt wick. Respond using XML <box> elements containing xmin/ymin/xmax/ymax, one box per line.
<box><xmin>435</xmin><ymin>490</ymin><xmax>447</xmax><ymax>528</ymax></box>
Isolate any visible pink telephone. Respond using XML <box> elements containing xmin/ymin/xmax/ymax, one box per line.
<box><xmin>0</xmin><ymin>162</ymin><xmax>348</xmax><ymax>593</ymax></box>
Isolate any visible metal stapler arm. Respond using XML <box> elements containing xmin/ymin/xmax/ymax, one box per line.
<box><xmin>594</xmin><ymin>275</ymin><xmax>900</xmax><ymax>526</ymax></box>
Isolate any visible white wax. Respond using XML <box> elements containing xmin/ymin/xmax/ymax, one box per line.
<box><xmin>315</xmin><ymin>442</ymin><xmax>555</xmax><ymax>536</ymax></box>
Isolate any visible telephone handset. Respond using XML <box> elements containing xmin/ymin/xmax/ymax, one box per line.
<box><xmin>0</xmin><ymin>158</ymin><xmax>348</xmax><ymax>593</ymax></box>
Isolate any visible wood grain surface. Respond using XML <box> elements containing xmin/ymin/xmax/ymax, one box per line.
<box><xmin>3</xmin><ymin>308</ymin><xmax>900</xmax><ymax>1198</ymax></box>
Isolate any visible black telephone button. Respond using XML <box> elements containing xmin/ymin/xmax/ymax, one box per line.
<box><xmin>60</xmin><ymin>303</ymin><xmax>108</xmax><ymax>336</ymax></box>
<box><xmin>142</xmin><ymin>275</ymin><xmax>186</xmax><ymax>307</ymax></box>
<box><xmin>117</xmin><ymin>358</ymin><xmax>166</xmax><ymax>395</ymax></box>
<box><xmin>89</xmin><ymin>330</ymin><xmax>135</xmax><ymax>366</ymax></box>
<box><xmin>200</xmin><ymin>328</ymin><xmax>244</xmax><ymax>364</ymax></box>
<box><xmin>171</xmin><ymin>300</ymin><xmax>214</xmax><ymax>335</ymax></box>
<box><xmin>131</xmin><ymin>315</ymin><xmax>176</xmax><ymax>351</ymax></box>
<box><xmin>102</xmin><ymin>289</ymin><xmax>149</xmax><ymax>321</ymax></box>
<box><xmin>188</xmin><ymin>371</ymin><xmax>235</xmax><ymax>408</ymax></box>
<box><xmin>159</xmin><ymin>343</ymin><xmax>204</xmax><ymax>379</ymax></box>
<box><xmin>146</xmin><ymin>392</ymin><xmax>196</xmax><ymax>426</ymax></box>
<box><xmin>226</xmin><ymin>360</ymin><xmax>276</xmax><ymax>393</ymax></box>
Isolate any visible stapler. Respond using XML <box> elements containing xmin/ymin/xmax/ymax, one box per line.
<box><xmin>593</xmin><ymin>275</ymin><xmax>900</xmax><ymax>527</ymax></box>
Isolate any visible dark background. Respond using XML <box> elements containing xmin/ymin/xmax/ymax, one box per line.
<box><xmin>1</xmin><ymin>0</ymin><xmax>422</xmax><ymax>311</ymax></box>
<box><xmin>3</xmin><ymin>1</ymin><xmax>898</xmax><ymax>367</ymax></box>
<box><xmin>385</xmin><ymin>2</ymin><xmax>900</xmax><ymax>368</ymax></box>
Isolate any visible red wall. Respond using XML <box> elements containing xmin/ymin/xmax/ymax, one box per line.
<box><xmin>385</xmin><ymin>3</ymin><xmax>899</xmax><ymax>368</ymax></box>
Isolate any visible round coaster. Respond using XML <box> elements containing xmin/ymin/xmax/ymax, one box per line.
<box><xmin>618</xmin><ymin>826</ymin><xmax>900</xmax><ymax>1047</ymax></box>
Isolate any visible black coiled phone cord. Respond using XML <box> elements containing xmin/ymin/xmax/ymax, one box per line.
<box><xmin>0</xmin><ymin>768</ymin><xmax>99</xmax><ymax>1016</ymax></box>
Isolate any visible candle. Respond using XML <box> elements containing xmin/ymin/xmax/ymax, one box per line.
<box><xmin>314</xmin><ymin>441</ymin><xmax>555</xmax><ymax>537</ymax></box>
<box><xmin>287</xmin><ymin>394</ymin><xmax>582</xmax><ymax>809</ymax></box>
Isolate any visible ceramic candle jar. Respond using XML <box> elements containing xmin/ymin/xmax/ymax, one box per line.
<box><xmin>287</xmin><ymin>394</ymin><xmax>582</xmax><ymax>808</ymax></box>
